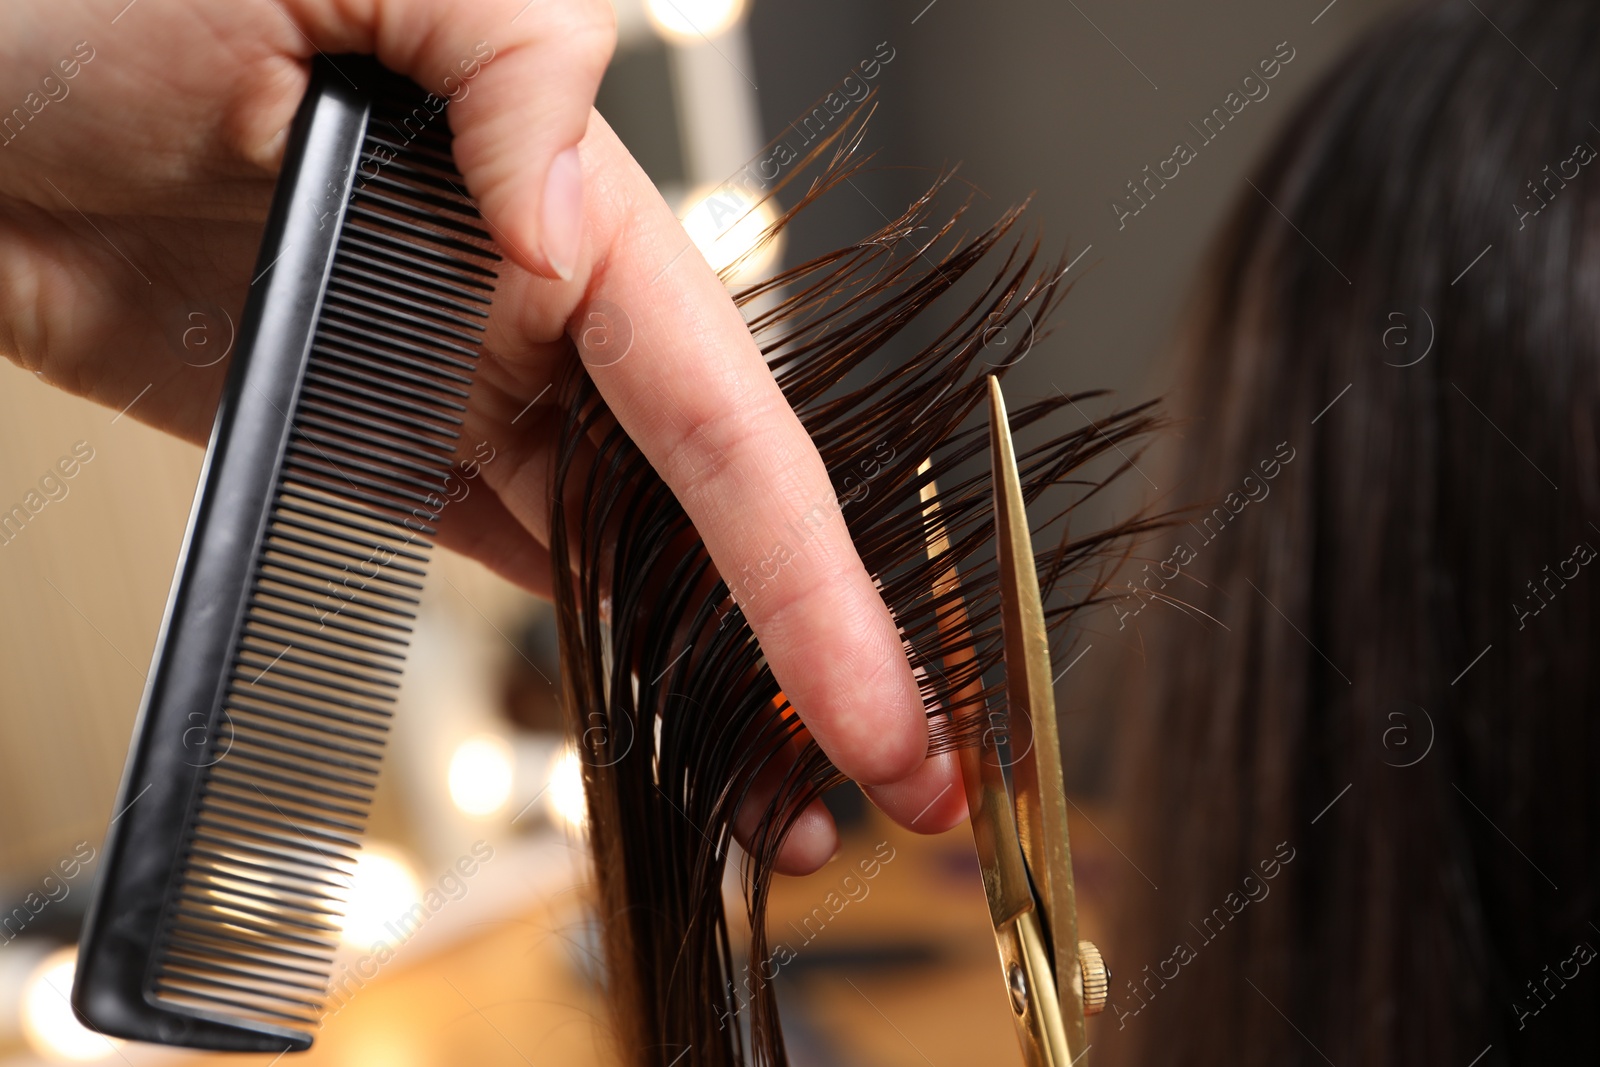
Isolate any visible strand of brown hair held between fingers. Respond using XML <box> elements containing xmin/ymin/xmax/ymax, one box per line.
<box><xmin>568</xmin><ymin>296</ymin><xmax>904</xmax><ymax>664</ymax></box>
<box><xmin>560</xmin><ymin>189</ymin><xmax>1049</xmax><ymax>787</ymax></box>
<box><xmin>557</xmin><ymin>306</ymin><xmax>1145</xmax><ymax>812</ymax></box>
<box><xmin>567</xmin><ymin>207</ymin><xmax>1129</xmax><ymax>787</ymax></box>
<box><xmin>545</xmin><ymin>15</ymin><xmax>1335</xmax><ymax>994</ymax></box>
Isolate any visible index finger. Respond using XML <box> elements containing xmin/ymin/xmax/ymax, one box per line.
<box><xmin>504</xmin><ymin>112</ymin><xmax>929</xmax><ymax>788</ymax></box>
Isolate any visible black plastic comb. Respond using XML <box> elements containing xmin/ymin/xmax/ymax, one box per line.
<box><xmin>72</xmin><ymin>55</ymin><xmax>498</xmax><ymax>1052</ymax></box>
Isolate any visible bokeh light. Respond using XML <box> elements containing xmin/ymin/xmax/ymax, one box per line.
<box><xmin>21</xmin><ymin>947</ymin><xmax>122</xmax><ymax>1063</ymax></box>
<box><xmin>338</xmin><ymin>843</ymin><xmax>423</xmax><ymax>949</ymax></box>
<box><xmin>546</xmin><ymin>747</ymin><xmax>588</xmax><ymax>832</ymax></box>
<box><xmin>645</xmin><ymin>0</ymin><xmax>746</xmax><ymax>42</ymax></box>
<box><xmin>678</xmin><ymin>183</ymin><xmax>783</xmax><ymax>281</ymax></box>
<box><xmin>449</xmin><ymin>733</ymin><xmax>515</xmax><ymax>817</ymax></box>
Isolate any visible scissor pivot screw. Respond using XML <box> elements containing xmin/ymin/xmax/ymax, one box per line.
<box><xmin>1007</xmin><ymin>961</ymin><xmax>1029</xmax><ymax>1015</ymax></box>
<box><xmin>1078</xmin><ymin>940</ymin><xmax>1109</xmax><ymax>1015</ymax></box>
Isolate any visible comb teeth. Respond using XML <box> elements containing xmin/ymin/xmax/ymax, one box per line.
<box><xmin>147</xmin><ymin>78</ymin><xmax>499</xmax><ymax>1036</ymax></box>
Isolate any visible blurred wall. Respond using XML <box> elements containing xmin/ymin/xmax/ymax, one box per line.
<box><xmin>749</xmin><ymin>0</ymin><xmax>1398</xmax><ymax>400</ymax></box>
<box><xmin>0</xmin><ymin>360</ymin><xmax>200</xmax><ymax>880</ymax></box>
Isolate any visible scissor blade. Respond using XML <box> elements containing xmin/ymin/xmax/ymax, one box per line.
<box><xmin>988</xmin><ymin>376</ymin><xmax>1087</xmax><ymax>1045</ymax></box>
<box><xmin>917</xmin><ymin>461</ymin><xmax>1035</xmax><ymax>930</ymax></box>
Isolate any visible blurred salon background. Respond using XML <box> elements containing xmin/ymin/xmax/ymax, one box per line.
<box><xmin>0</xmin><ymin>1</ymin><xmax>1399</xmax><ymax>1063</ymax></box>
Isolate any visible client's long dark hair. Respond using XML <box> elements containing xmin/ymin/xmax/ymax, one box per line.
<box><xmin>1113</xmin><ymin>2</ymin><xmax>1600</xmax><ymax>1065</ymax></box>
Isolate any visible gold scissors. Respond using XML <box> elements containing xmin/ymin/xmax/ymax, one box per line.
<box><xmin>921</xmin><ymin>375</ymin><xmax>1108</xmax><ymax>1066</ymax></box>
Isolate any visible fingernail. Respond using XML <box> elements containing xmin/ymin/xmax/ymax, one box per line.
<box><xmin>540</xmin><ymin>146</ymin><xmax>582</xmax><ymax>281</ymax></box>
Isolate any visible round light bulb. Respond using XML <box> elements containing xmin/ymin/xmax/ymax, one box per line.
<box><xmin>448</xmin><ymin>733</ymin><xmax>515</xmax><ymax>817</ymax></box>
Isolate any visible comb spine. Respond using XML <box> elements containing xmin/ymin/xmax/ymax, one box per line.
<box><xmin>73</xmin><ymin>58</ymin><xmax>372</xmax><ymax>1053</ymax></box>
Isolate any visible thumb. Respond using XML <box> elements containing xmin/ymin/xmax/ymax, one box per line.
<box><xmin>289</xmin><ymin>0</ymin><xmax>616</xmax><ymax>279</ymax></box>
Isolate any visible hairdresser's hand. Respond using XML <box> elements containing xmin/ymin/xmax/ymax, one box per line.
<box><xmin>0</xmin><ymin>0</ymin><xmax>966</xmax><ymax>874</ymax></box>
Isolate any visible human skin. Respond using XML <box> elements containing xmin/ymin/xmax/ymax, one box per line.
<box><xmin>0</xmin><ymin>0</ymin><xmax>967</xmax><ymax>874</ymax></box>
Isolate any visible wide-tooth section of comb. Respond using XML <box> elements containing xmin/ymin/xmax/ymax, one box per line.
<box><xmin>145</xmin><ymin>72</ymin><xmax>499</xmax><ymax>1038</ymax></box>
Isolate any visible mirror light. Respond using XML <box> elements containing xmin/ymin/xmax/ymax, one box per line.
<box><xmin>22</xmin><ymin>947</ymin><xmax>122</xmax><ymax>1063</ymax></box>
<box><xmin>448</xmin><ymin>733</ymin><xmax>515</xmax><ymax>817</ymax></box>
<box><xmin>646</xmin><ymin>0</ymin><xmax>746</xmax><ymax>42</ymax></box>
<box><xmin>679</xmin><ymin>183</ymin><xmax>782</xmax><ymax>281</ymax></box>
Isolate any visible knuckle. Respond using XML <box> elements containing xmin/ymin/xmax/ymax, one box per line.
<box><xmin>660</xmin><ymin>389</ymin><xmax>780</xmax><ymax>503</ymax></box>
<box><xmin>584</xmin><ymin>0</ymin><xmax>620</xmax><ymax>55</ymax></box>
<box><xmin>739</xmin><ymin>561</ymin><xmax>830</xmax><ymax>630</ymax></box>
<box><xmin>545</xmin><ymin>3</ymin><xmax>617</xmax><ymax>73</ymax></box>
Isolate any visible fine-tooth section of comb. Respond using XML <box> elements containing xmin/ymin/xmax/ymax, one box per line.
<box><xmin>73</xmin><ymin>56</ymin><xmax>498</xmax><ymax>1052</ymax></box>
